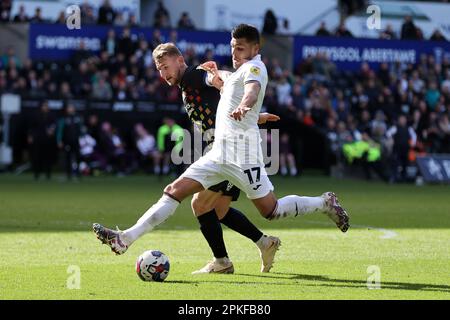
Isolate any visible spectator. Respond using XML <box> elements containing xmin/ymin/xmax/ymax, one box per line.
<box><xmin>98</xmin><ymin>0</ymin><xmax>116</xmax><ymax>25</ymax></box>
<box><xmin>0</xmin><ymin>0</ymin><xmax>12</xmax><ymax>22</ymax></box>
<box><xmin>177</xmin><ymin>12</ymin><xmax>195</xmax><ymax>30</ymax></box>
<box><xmin>128</xmin><ymin>14</ymin><xmax>138</xmax><ymax>28</ymax></box>
<box><xmin>386</xmin><ymin>115</ymin><xmax>417</xmax><ymax>182</ymax></box>
<box><xmin>117</xmin><ymin>27</ymin><xmax>135</xmax><ymax>58</ymax></box>
<box><xmin>279</xmin><ymin>133</ymin><xmax>298</xmax><ymax>176</ymax></box>
<box><xmin>72</xmin><ymin>61</ymin><xmax>92</xmax><ymax>97</ymax></box>
<box><xmin>315</xmin><ymin>22</ymin><xmax>331</xmax><ymax>36</ymax></box>
<box><xmin>81</xmin><ymin>5</ymin><xmax>96</xmax><ymax>25</ymax></box>
<box><xmin>262</xmin><ymin>9</ymin><xmax>278</xmax><ymax>35</ymax></box>
<box><xmin>134</xmin><ymin>123</ymin><xmax>162</xmax><ymax>174</ymax></box>
<box><xmin>276</xmin><ymin>76</ymin><xmax>292</xmax><ymax>106</ymax></box>
<box><xmin>425</xmin><ymin>81</ymin><xmax>441</xmax><ymax>111</ymax></box>
<box><xmin>86</xmin><ymin>114</ymin><xmax>101</xmax><ymax>143</ymax></box>
<box><xmin>92</xmin><ymin>75</ymin><xmax>113</xmax><ymax>100</ymax></box>
<box><xmin>169</xmin><ymin>29</ymin><xmax>178</xmax><ymax>43</ymax></box>
<box><xmin>157</xmin><ymin>118</ymin><xmax>183</xmax><ymax>175</ymax></box>
<box><xmin>400</xmin><ymin>15</ymin><xmax>419</xmax><ymax>40</ymax></box>
<box><xmin>102</xmin><ymin>29</ymin><xmax>117</xmax><ymax>56</ymax></box>
<box><xmin>60</xmin><ymin>82</ymin><xmax>73</xmax><ymax>99</ymax></box>
<box><xmin>430</xmin><ymin>29</ymin><xmax>447</xmax><ymax>42</ymax></box>
<box><xmin>1</xmin><ymin>47</ymin><xmax>21</xmax><ymax>69</ymax></box>
<box><xmin>99</xmin><ymin>121</ymin><xmax>127</xmax><ymax>175</ymax></box>
<box><xmin>55</xmin><ymin>11</ymin><xmax>65</xmax><ymax>24</ymax></box>
<box><xmin>154</xmin><ymin>1</ymin><xmax>171</xmax><ymax>28</ymax></box>
<box><xmin>27</xmin><ymin>101</ymin><xmax>57</xmax><ymax>180</ymax></box>
<box><xmin>30</xmin><ymin>7</ymin><xmax>44</xmax><ymax>23</ymax></box>
<box><xmin>13</xmin><ymin>5</ymin><xmax>29</xmax><ymax>23</ymax></box>
<box><xmin>335</xmin><ymin>22</ymin><xmax>353</xmax><ymax>37</ymax></box>
<box><xmin>150</xmin><ymin>29</ymin><xmax>163</xmax><ymax>50</ymax></box>
<box><xmin>114</xmin><ymin>12</ymin><xmax>127</xmax><ymax>26</ymax></box>
<box><xmin>71</xmin><ymin>40</ymin><xmax>92</xmax><ymax>67</ymax></box>
<box><xmin>57</xmin><ymin>104</ymin><xmax>83</xmax><ymax>180</ymax></box>
<box><xmin>380</xmin><ymin>24</ymin><xmax>396</xmax><ymax>40</ymax></box>
<box><xmin>437</xmin><ymin>114</ymin><xmax>450</xmax><ymax>153</ymax></box>
<box><xmin>78</xmin><ymin>126</ymin><xmax>100</xmax><ymax>175</ymax></box>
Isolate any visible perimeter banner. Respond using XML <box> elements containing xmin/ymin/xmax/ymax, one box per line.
<box><xmin>29</xmin><ymin>23</ymin><xmax>232</xmax><ymax>64</ymax></box>
<box><xmin>293</xmin><ymin>35</ymin><xmax>450</xmax><ymax>71</ymax></box>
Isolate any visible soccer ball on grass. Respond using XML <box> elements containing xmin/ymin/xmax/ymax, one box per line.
<box><xmin>136</xmin><ymin>250</ymin><xmax>170</xmax><ymax>282</ymax></box>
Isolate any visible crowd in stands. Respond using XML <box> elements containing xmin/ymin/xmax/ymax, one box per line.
<box><xmin>266</xmin><ymin>53</ymin><xmax>450</xmax><ymax>182</ymax></box>
<box><xmin>0</xmin><ymin>0</ymin><xmax>196</xmax><ymax>31</ymax></box>
<box><xmin>313</xmin><ymin>16</ymin><xmax>448</xmax><ymax>42</ymax></box>
<box><xmin>1</xmin><ymin>1</ymin><xmax>450</xmax><ymax>182</ymax></box>
<box><xmin>23</xmin><ymin>99</ymin><xmax>185</xmax><ymax>180</ymax></box>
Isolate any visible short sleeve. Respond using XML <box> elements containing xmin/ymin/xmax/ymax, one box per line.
<box><xmin>242</xmin><ymin>62</ymin><xmax>265</xmax><ymax>85</ymax></box>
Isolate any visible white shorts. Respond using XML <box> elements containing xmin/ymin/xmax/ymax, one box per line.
<box><xmin>180</xmin><ymin>156</ymin><xmax>274</xmax><ymax>200</ymax></box>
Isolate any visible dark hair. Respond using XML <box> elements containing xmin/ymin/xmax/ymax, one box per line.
<box><xmin>231</xmin><ymin>24</ymin><xmax>260</xmax><ymax>45</ymax></box>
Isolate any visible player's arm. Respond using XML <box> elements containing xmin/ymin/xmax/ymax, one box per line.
<box><xmin>230</xmin><ymin>81</ymin><xmax>260</xmax><ymax>121</ymax></box>
<box><xmin>198</xmin><ymin>61</ymin><xmax>230</xmax><ymax>91</ymax></box>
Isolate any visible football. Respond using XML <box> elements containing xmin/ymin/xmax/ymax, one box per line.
<box><xmin>136</xmin><ymin>250</ymin><xmax>170</xmax><ymax>282</ymax></box>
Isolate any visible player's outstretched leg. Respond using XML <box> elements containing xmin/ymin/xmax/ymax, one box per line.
<box><xmin>93</xmin><ymin>177</ymin><xmax>203</xmax><ymax>254</ymax></box>
<box><xmin>92</xmin><ymin>223</ymin><xmax>129</xmax><ymax>255</ymax></box>
<box><xmin>257</xmin><ymin>191</ymin><xmax>350</xmax><ymax>233</ymax></box>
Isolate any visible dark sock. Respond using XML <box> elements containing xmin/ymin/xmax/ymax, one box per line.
<box><xmin>220</xmin><ymin>207</ymin><xmax>263</xmax><ymax>243</ymax></box>
<box><xmin>197</xmin><ymin>210</ymin><xmax>228</xmax><ymax>259</ymax></box>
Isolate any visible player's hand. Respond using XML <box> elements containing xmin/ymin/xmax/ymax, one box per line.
<box><xmin>199</xmin><ymin>61</ymin><xmax>224</xmax><ymax>90</ymax></box>
<box><xmin>258</xmin><ymin>113</ymin><xmax>280</xmax><ymax>124</ymax></box>
<box><xmin>199</xmin><ymin>61</ymin><xmax>219</xmax><ymax>75</ymax></box>
<box><xmin>230</xmin><ymin>106</ymin><xmax>252</xmax><ymax>121</ymax></box>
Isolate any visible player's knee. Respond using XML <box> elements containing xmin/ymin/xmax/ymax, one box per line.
<box><xmin>163</xmin><ymin>183</ymin><xmax>181</xmax><ymax>202</ymax></box>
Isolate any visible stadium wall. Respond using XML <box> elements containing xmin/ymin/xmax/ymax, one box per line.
<box><xmin>0</xmin><ymin>23</ymin><xmax>29</xmax><ymax>65</ymax></box>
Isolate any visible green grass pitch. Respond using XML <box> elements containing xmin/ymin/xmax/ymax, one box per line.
<box><xmin>0</xmin><ymin>174</ymin><xmax>449</xmax><ymax>300</ymax></box>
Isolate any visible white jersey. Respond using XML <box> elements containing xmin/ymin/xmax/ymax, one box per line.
<box><xmin>206</xmin><ymin>54</ymin><xmax>268</xmax><ymax>167</ymax></box>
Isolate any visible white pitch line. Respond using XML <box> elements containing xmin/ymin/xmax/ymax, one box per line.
<box><xmin>305</xmin><ymin>220</ymin><xmax>398</xmax><ymax>239</ymax></box>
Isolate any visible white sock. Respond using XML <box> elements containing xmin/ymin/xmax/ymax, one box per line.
<box><xmin>290</xmin><ymin>167</ymin><xmax>297</xmax><ymax>176</ymax></box>
<box><xmin>122</xmin><ymin>194</ymin><xmax>179</xmax><ymax>244</ymax></box>
<box><xmin>255</xmin><ymin>235</ymin><xmax>267</xmax><ymax>249</ymax></box>
<box><xmin>270</xmin><ymin>195</ymin><xmax>325</xmax><ymax>220</ymax></box>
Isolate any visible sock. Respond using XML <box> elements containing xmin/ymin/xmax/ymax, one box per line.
<box><xmin>123</xmin><ymin>194</ymin><xmax>179</xmax><ymax>244</ymax></box>
<box><xmin>255</xmin><ymin>235</ymin><xmax>269</xmax><ymax>249</ymax></box>
<box><xmin>269</xmin><ymin>195</ymin><xmax>325</xmax><ymax>220</ymax></box>
<box><xmin>290</xmin><ymin>167</ymin><xmax>297</xmax><ymax>176</ymax></box>
<box><xmin>197</xmin><ymin>210</ymin><xmax>228</xmax><ymax>259</ymax></box>
<box><xmin>220</xmin><ymin>207</ymin><xmax>263</xmax><ymax>243</ymax></box>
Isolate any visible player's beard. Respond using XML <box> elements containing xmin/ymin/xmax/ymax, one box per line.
<box><xmin>172</xmin><ymin>68</ymin><xmax>182</xmax><ymax>86</ymax></box>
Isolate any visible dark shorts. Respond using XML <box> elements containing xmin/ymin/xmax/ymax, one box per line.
<box><xmin>208</xmin><ymin>180</ymin><xmax>241</xmax><ymax>201</ymax></box>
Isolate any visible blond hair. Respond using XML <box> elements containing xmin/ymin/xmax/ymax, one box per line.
<box><xmin>152</xmin><ymin>43</ymin><xmax>182</xmax><ymax>63</ymax></box>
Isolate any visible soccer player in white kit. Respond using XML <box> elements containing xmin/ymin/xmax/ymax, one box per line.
<box><xmin>93</xmin><ymin>24</ymin><xmax>349</xmax><ymax>269</ymax></box>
